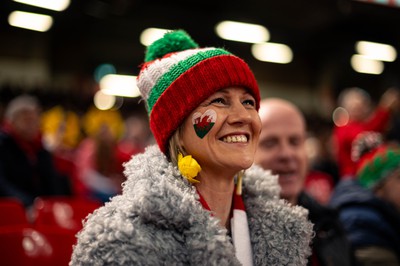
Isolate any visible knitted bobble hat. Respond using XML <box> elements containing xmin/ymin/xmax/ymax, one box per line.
<box><xmin>136</xmin><ymin>29</ymin><xmax>260</xmax><ymax>154</ymax></box>
<box><xmin>353</xmin><ymin>132</ymin><xmax>400</xmax><ymax>189</ymax></box>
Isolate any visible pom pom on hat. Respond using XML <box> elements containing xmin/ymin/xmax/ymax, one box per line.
<box><xmin>144</xmin><ymin>30</ymin><xmax>199</xmax><ymax>62</ymax></box>
<box><xmin>136</xmin><ymin>29</ymin><xmax>260</xmax><ymax>154</ymax></box>
<box><xmin>353</xmin><ymin>131</ymin><xmax>400</xmax><ymax>189</ymax></box>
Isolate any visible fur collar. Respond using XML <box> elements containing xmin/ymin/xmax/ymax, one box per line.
<box><xmin>71</xmin><ymin>145</ymin><xmax>313</xmax><ymax>265</ymax></box>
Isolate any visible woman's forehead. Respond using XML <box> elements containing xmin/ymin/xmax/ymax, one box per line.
<box><xmin>213</xmin><ymin>87</ymin><xmax>253</xmax><ymax>96</ymax></box>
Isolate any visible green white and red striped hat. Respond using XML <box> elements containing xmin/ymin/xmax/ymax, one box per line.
<box><xmin>353</xmin><ymin>131</ymin><xmax>400</xmax><ymax>189</ymax></box>
<box><xmin>136</xmin><ymin>29</ymin><xmax>260</xmax><ymax>155</ymax></box>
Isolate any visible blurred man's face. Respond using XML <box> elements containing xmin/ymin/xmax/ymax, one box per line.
<box><xmin>12</xmin><ymin>108</ymin><xmax>41</xmax><ymax>141</ymax></box>
<box><xmin>254</xmin><ymin>102</ymin><xmax>308</xmax><ymax>205</ymax></box>
<box><xmin>343</xmin><ymin>91</ymin><xmax>371</xmax><ymax>122</ymax></box>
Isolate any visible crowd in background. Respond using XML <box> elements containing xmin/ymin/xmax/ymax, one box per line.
<box><xmin>0</xmin><ymin>92</ymin><xmax>154</xmax><ymax>208</ymax></box>
<box><xmin>1</xmin><ymin>84</ymin><xmax>400</xmax><ymax>265</ymax></box>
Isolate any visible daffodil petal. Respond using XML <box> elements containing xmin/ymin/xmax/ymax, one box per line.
<box><xmin>177</xmin><ymin>153</ymin><xmax>201</xmax><ymax>183</ymax></box>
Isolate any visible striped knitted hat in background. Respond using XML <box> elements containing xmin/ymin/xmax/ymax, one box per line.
<box><xmin>353</xmin><ymin>132</ymin><xmax>400</xmax><ymax>189</ymax></box>
<box><xmin>136</xmin><ymin>29</ymin><xmax>260</xmax><ymax>154</ymax></box>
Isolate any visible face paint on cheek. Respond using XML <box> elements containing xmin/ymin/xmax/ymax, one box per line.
<box><xmin>192</xmin><ymin>109</ymin><xmax>217</xmax><ymax>139</ymax></box>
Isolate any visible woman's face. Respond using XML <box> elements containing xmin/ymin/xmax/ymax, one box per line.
<box><xmin>180</xmin><ymin>87</ymin><xmax>261</xmax><ymax>176</ymax></box>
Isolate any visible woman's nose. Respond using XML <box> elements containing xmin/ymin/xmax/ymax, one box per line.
<box><xmin>227</xmin><ymin>101</ymin><xmax>252</xmax><ymax>124</ymax></box>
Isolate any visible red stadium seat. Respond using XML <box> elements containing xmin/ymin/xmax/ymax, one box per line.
<box><xmin>0</xmin><ymin>198</ymin><xmax>29</xmax><ymax>227</ymax></box>
<box><xmin>31</xmin><ymin>196</ymin><xmax>102</xmax><ymax>232</ymax></box>
<box><xmin>0</xmin><ymin>225</ymin><xmax>77</xmax><ymax>266</ymax></box>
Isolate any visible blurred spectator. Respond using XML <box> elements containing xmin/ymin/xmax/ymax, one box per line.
<box><xmin>116</xmin><ymin>114</ymin><xmax>152</xmax><ymax>164</ymax></box>
<box><xmin>41</xmin><ymin>105</ymin><xmax>82</xmax><ymax>153</ymax></box>
<box><xmin>385</xmin><ymin>87</ymin><xmax>400</xmax><ymax>145</ymax></box>
<box><xmin>41</xmin><ymin>105</ymin><xmax>82</xmax><ymax>191</ymax></box>
<box><xmin>0</xmin><ymin>94</ymin><xmax>71</xmax><ymax>208</ymax></box>
<box><xmin>304</xmin><ymin>170</ymin><xmax>334</xmax><ymax>206</ymax></box>
<box><xmin>307</xmin><ymin>117</ymin><xmax>340</xmax><ymax>186</ymax></box>
<box><xmin>73</xmin><ymin>106</ymin><xmax>126</xmax><ymax>203</ymax></box>
<box><xmin>254</xmin><ymin>98</ymin><xmax>354</xmax><ymax>266</ymax></box>
<box><xmin>305</xmin><ymin>134</ymin><xmax>335</xmax><ymax>205</ymax></box>
<box><xmin>330</xmin><ymin>131</ymin><xmax>400</xmax><ymax>265</ymax></box>
<box><xmin>332</xmin><ymin>87</ymin><xmax>399</xmax><ymax>179</ymax></box>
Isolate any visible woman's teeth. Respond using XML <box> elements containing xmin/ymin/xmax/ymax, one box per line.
<box><xmin>222</xmin><ymin>135</ymin><xmax>248</xmax><ymax>143</ymax></box>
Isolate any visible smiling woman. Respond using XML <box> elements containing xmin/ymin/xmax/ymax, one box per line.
<box><xmin>70</xmin><ymin>29</ymin><xmax>314</xmax><ymax>266</ymax></box>
<box><xmin>179</xmin><ymin>87</ymin><xmax>261</xmax><ymax>181</ymax></box>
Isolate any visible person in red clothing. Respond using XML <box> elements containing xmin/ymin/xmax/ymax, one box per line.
<box><xmin>332</xmin><ymin>87</ymin><xmax>399</xmax><ymax>179</ymax></box>
<box><xmin>73</xmin><ymin>106</ymin><xmax>126</xmax><ymax>203</ymax></box>
<box><xmin>116</xmin><ymin>114</ymin><xmax>152</xmax><ymax>164</ymax></box>
<box><xmin>0</xmin><ymin>95</ymin><xmax>72</xmax><ymax>208</ymax></box>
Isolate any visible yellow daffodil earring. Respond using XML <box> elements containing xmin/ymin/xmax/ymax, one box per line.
<box><xmin>178</xmin><ymin>153</ymin><xmax>201</xmax><ymax>183</ymax></box>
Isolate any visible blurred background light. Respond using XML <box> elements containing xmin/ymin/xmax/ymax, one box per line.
<box><xmin>13</xmin><ymin>0</ymin><xmax>70</xmax><ymax>11</ymax></box>
<box><xmin>355</xmin><ymin>40</ymin><xmax>397</xmax><ymax>62</ymax></box>
<box><xmin>140</xmin><ymin>28</ymin><xmax>171</xmax><ymax>46</ymax></box>
<box><xmin>251</xmin><ymin>42</ymin><xmax>293</xmax><ymax>64</ymax></box>
<box><xmin>351</xmin><ymin>54</ymin><xmax>384</xmax><ymax>75</ymax></box>
<box><xmin>99</xmin><ymin>74</ymin><xmax>140</xmax><ymax>98</ymax></box>
<box><xmin>8</xmin><ymin>11</ymin><xmax>53</xmax><ymax>32</ymax></box>
<box><xmin>94</xmin><ymin>90</ymin><xmax>116</xmax><ymax>110</ymax></box>
<box><xmin>94</xmin><ymin>64</ymin><xmax>116</xmax><ymax>83</ymax></box>
<box><xmin>332</xmin><ymin>107</ymin><xmax>349</xmax><ymax>127</ymax></box>
<box><xmin>215</xmin><ymin>21</ymin><xmax>270</xmax><ymax>43</ymax></box>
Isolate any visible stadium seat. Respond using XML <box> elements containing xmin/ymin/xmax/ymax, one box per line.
<box><xmin>0</xmin><ymin>225</ymin><xmax>77</xmax><ymax>266</ymax></box>
<box><xmin>31</xmin><ymin>196</ymin><xmax>102</xmax><ymax>232</ymax></box>
<box><xmin>0</xmin><ymin>198</ymin><xmax>29</xmax><ymax>227</ymax></box>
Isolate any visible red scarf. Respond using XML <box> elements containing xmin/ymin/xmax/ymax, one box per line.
<box><xmin>197</xmin><ymin>179</ymin><xmax>253</xmax><ymax>266</ymax></box>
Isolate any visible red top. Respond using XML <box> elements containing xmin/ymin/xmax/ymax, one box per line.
<box><xmin>333</xmin><ymin>107</ymin><xmax>390</xmax><ymax>179</ymax></box>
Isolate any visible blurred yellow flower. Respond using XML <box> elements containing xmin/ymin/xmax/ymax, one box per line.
<box><xmin>178</xmin><ymin>153</ymin><xmax>201</xmax><ymax>183</ymax></box>
<box><xmin>41</xmin><ymin>106</ymin><xmax>82</xmax><ymax>149</ymax></box>
<box><xmin>82</xmin><ymin>106</ymin><xmax>124</xmax><ymax>140</ymax></box>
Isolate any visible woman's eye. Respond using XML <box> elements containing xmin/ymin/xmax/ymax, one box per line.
<box><xmin>243</xmin><ymin>99</ymin><xmax>255</xmax><ymax>107</ymax></box>
<box><xmin>210</xmin><ymin>97</ymin><xmax>225</xmax><ymax>104</ymax></box>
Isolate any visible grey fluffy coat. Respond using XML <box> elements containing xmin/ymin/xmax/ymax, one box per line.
<box><xmin>70</xmin><ymin>145</ymin><xmax>313</xmax><ymax>265</ymax></box>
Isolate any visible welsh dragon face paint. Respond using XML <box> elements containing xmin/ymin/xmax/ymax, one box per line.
<box><xmin>192</xmin><ymin>109</ymin><xmax>217</xmax><ymax>139</ymax></box>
